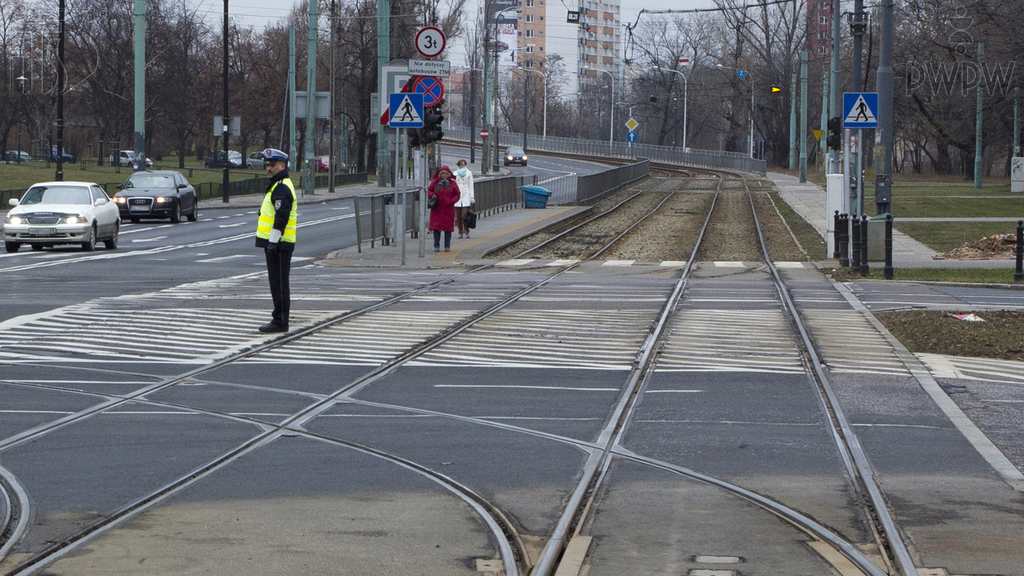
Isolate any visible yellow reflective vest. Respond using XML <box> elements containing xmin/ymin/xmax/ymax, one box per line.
<box><xmin>256</xmin><ymin>178</ymin><xmax>297</xmax><ymax>245</ymax></box>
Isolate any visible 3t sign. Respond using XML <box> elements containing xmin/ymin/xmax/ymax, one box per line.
<box><xmin>415</xmin><ymin>27</ymin><xmax>446</xmax><ymax>58</ymax></box>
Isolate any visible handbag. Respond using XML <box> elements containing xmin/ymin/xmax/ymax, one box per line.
<box><xmin>427</xmin><ymin>195</ymin><xmax>437</xmax><ymax>209</ymax></box>
<box><xmin>463</xmin><ymin>207</ymin><xmax>477</xmax><ymax>229</ymax></box>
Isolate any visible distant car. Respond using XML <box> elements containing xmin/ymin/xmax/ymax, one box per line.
<box><xmin>110</xmin><ymin>150</ymin><xmax>153</xmax><ymax>168</ymax></box>
<box><xmin>246</xmin><ymin>151</ymin><xmax>265</xmax><ymax>169</ymax></box>
<box><xmin>486</xmin><ymin>40</ymin><xmax>510</xmax><ymax>52</ymax></box>
<box><xmin>50</xmin><ymin>146</ymin><xmax>74</xmax><ymax>163</ymax></box>
<box><xmin>114</xmin><ymin>171</ymin><xmax>198</xmax><ymax>224</ymax></box>
<box><xmin>206</xmin><ymin>150</ymin><xmax>243</xmax><ymax>169</ymax></box>
<box><xmin>316</xmin><ymin>155</ymin><xmax>330</xmax><ymax>172</ymax></box>
<box><xmin>504</xmin><ymin>146</ymin><xmax>527</xmax><ymax>166</ymax></box>
<box><xmin>3</xmin><ymin>181</ymin><xmax>120</xmax><ymax>252</ymax></box>
<box><xmin>5</xmin><ymin>151</ymin><xmax>31</xmax><ymax>163</ymax></box>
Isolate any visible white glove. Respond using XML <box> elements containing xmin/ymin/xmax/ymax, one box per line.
<box><xmin>269</xmin><ymin>229</ymin><xmax>283</xmax><ymax>243</ymax></box>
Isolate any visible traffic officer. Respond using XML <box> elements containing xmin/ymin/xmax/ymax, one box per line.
<box><xmin>255</xmin><ymin>148</ymin><xmax>297</xmax><ymax>333</ymax></box>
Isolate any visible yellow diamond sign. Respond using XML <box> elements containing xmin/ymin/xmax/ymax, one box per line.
<box><xmin>625</xmin><ymin>117</ymin><xmax>639</xmax><ymax>131</ymax></box>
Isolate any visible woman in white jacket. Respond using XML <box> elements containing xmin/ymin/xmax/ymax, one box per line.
<box><xmin>453</xmin><ymin>159</ymin><xmax>475</xmax><ymax>238</ymax></box>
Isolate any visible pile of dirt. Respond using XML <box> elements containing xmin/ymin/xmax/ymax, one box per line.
<box><xmin>934</xmin><ymin>233</ymin><xmax>1019</xmax><ymax>260</ymax></box>
<box><xmin>874</xmin><ymin>310</ymin><xmax>1024</xmax><ymax>361</ymax></box>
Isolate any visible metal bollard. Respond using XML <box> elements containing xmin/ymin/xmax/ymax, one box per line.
<box><xmin>860</xmin><ymin>215</ymin><xmax>870</xmax><ymax>276</ymax></box>
<box><xmin>1015</xmin><ymin>219</ymin><xmax>1023</xmax><ymax>282</ymax></box>
<box><xmin>839</xmin><ymin>213</ymin><xmax>850</xmax><ymax>268</ymax></box>
<box><xmin>884</xmin><ymin>214</ymin><xmax>894</xmax><ymax>279</ymax></box>
<box><xmin>851</xmin><ymin>214</ymin><xmax>861</xmax><ymax>270</ymax></box>
<box><xmin>833</xmin><ymin>211</ymin><xmax>841</xmax><ymax>259</ymax></box>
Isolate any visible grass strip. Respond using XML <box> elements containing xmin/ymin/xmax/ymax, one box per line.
<box><xmin>874</xmin><ymin>310</ymin><xmax>1024</xmax><ymax>362</ymax></box>
<box><xmin>827</xmin><ymin>267</ymin><xmax>1022</xmax><ymax>284</ymax></box>
<box><xmin>767</xmin><ymin>188</ymin><xmax>827</xmax><ymax>260</ymax></box>
<box><xmin>894</xmin><ymin>222</ymin><xmax>1021</xmax><ymax>252</ymax></box>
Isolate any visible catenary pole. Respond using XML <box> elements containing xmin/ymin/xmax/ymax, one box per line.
<box><xmin>974</xmin><ymin>43</ymin><xmax>983</xmax><ymax>189</ymax></box>
<box><xmin>799</xmin><ymin>51</ymin><xmax>808</xmax><ymax>182</ymax></box>
<box><xmin>829</xmin><ymin>0</ymin><xmax>841</xmax><ymax>174</ymax></box>
<box><xmin>875</xmin><ymin>0</ymin><xmax>894</xmax><ymax>214</ymax></box>
<box><xmin>289</xmin><ymin>26</ymin><xmax>297</xmax><ymax>172</ymax></box>
<box><xmin>55</xmin><ymin>0</ymin><xmax>65</xmax><ymax>181</ymax></box>
<box><xmin>789</xmin><ymin>73</ymin><xmax>796</xmax><ymax>170</ymax></box>
<box><xmin>377</xmin><ymin>0</ymin><xmax>389</xmax><ymax>185</ymax></box>
<box><xmin>221</xmin><ymin>0</ymin><xmax>229</xmax><ymax>202</ymax></box>
<box><xmin>133</xmin><ymin>0</ymin><xmax>145</xmax><ymax>173</ymax></box>
<box><xmin>305</xmin><ymin>0</ymin><xmax>318</xmax><ymax>196</ymax></box>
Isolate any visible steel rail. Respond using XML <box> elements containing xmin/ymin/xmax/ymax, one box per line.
<box><xmin>532</xmin><ymin>177</ymin><xmax>723</xmax><ymax>576</ymax></box>
<box><xmin>742</xmin><ymin>176</ymin><xmax>919</xmax><ymax>576</ymax></box>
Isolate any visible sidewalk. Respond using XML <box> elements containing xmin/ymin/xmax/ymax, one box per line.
<box><xmin>766</xmin><ymin>172</ymin><xmax>1015</xmax><ymax>269</ymax></box>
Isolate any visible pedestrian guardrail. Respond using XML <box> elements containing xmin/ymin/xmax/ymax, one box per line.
<box><xmin>444</xmin><ymin>126</ymin><xmax>766</xmax><ymax>175</ymax></box>
<box><xmin>474</xmin><ymin>174</ymin><xmax>538</xmax><ymax>215</ymax></box>
<box><xmin>353</xmin><ymin>189</ymin><xmax>420</xmax><ymax>252</ymax></box>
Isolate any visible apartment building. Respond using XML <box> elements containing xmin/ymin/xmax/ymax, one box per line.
<box><xmin>806</xmin><ymin>0</ymin><xmax>833</xmax><ymax>60</ymax></box>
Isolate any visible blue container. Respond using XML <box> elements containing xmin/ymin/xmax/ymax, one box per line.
<box><xmin>522</xmin><ymin>185</ymin><xmax>552</xmax><ymax>209</ymax></box>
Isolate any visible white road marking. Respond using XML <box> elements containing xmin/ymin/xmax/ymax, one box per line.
<box><xmin>197</xmin><ymin>255</ymin><xmax>251</xmax><ymax>263</ymax></box>
<box><xmin>497</xmin><ymin>259</ymin><xmax>535</xmax><ymax>266</ymax></box>
<box><xmin>603</xmin><ymin>260</ymin><xmax>635</xmax><ymax>266</ymax></box>
<box><xmin>132</xmin><ymin>236</ymin><xmax>168</xmax><ymax>243</ymax></box>
<box><xmin>218</xmin><ymin>222</ymin><xmax>246</xmax><ymax>228</ymax></box>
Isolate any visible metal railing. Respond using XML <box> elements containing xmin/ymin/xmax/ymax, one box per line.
<box><xmin>353</xmin><ymin>189</ymin><xmax>421</xmax><ymax>251</ymax></box>
<box><xmin>445</xmin><ymin>126</ymin><xmax>766</xmax><ymax>175</ymax></box>
<box><xmin>577</xmin><ymin>160</ymin><xmax>650</xmax><ymax>204</ymax></box>
<box><xmin>473</xmin><ymin>174</ymin><xmax>537</xmax><ymax>215</ymax></box>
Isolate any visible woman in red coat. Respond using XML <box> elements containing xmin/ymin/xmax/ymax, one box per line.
<box><xmin>427</xmin><ymin>165</ymin><xmax>461</xmax><ymax>252</ymax></box>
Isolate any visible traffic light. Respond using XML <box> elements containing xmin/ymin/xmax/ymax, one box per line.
<box><xmin>408</xmin><ymin>129</ymin><xmax>422</xmax><ymax>149</ymax></box>
<box><xmin>421</xmin><ymin>101</ymin><xmax>445</xmax><ymax>144</ymax></box>
<box><xmin>826</xmin><ymin>117</ymin><xmax>842</xmax><ymax>151</ymax></box>
<box><xmin>770</xmin><ymin>85</ymin><xmax>782</xmax><ymax>93</ymax></box>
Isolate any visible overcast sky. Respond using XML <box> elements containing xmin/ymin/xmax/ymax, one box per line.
<box><xmin>212</xmin><ymin>0</ymin><xmax>716</xmax><ymax>37</ymax></box>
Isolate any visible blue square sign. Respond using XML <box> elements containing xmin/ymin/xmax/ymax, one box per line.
<box><xmin>388</xmin><ymin>92</ymin><xmax>424</xmax><ymax>128</ymax></box>
<box><xmin>843</xmin><ymin>92</ymin><xmax>879</xmax><ymax>129</ymax></box>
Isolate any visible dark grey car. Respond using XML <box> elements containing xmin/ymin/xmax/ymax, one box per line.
<box><xmin>504</xmin><ymin>146</ymin><xmax>527</xmax><ymax>166</ymax></box>
<box><xmin>113</xmin><ymin>171</ymin><xmax>198</xmax><ymax>223</ymax></box>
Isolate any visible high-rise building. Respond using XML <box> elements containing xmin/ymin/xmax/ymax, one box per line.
<box><xmin>807</xmin><ymin>0</ymin><xmax>833</xmax><ymax>60</ymax></box>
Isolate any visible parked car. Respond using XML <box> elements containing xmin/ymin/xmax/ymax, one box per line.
<box><xmin>114</xmin><ymin>170</ymin><xmax>198</xmax><ymax>224</ymax></box>
<box><xmin>246</xmin><ymin>151</ymin><xmax>265</xmax><ymax>169</ymax></box>
<box><xmin>3</xmin><ymin>182</ymin><xmax>120</xmax><ymax>252</ymax></box>
<box><xmin>110</xmin><ymin>150</ymin><xmax>153</xmax><ymax>168</ymax></box>
<box><xmin>5</xmin><ymin>151</ymin><xmax>31</xmax><ymax>163</ymax></box>
<box><xmin>504</xmin><ymin>146</ymin><xmax>527</xmax><ymax>166</ymax></box>
<box><xmin>50</xmin><ymin>146</ymin><xmax>74</xmax><ymax>163</ymax></box>
<box><xmin>206</xmin><ymin>150</ymin><xmax>243</xmax><ymax>169</ymax></box>
<box><xmin>316</xmin><ymin>155</ymin><xmax>330</xmax><ymax>172</ymax></box>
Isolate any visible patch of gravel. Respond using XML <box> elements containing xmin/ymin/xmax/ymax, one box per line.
<box><xmin>489</xmin><ymin>175</ymin><xmax>809</xmax><ymax>264</ymax></box>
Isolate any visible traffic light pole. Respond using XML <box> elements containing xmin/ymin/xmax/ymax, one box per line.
<box><xmin>799</xmin><ymin>51</ymin><xmax>808</xmax><ymax>183</ymax></box>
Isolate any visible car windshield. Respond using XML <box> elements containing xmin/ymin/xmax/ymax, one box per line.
<box><xmin>508</xmin><ymin>148</ymin><xmax>524</xmax><ymax>155</ymax></box>
<box><xmin>21</xmin><ymin>186</ymin><xmax>91</xmax><ymax>206</ymax></box>
<box><xmin>229</xmin><ymin>151</ymin><xmax>241</xmax><ymax>160</ymax></box>
<box><xmin>125</xmin><ymin>175</ymin><xmax>174</xmax><ymax>188</ymax></box>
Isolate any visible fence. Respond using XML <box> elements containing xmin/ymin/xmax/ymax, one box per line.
<box><xmin>445</xmin><ymin>126</ymin><xmax>766</xmax><ymax>175</ymax></box>
<box><xmin>577</xmin><ymin>160</ymin><xmax>650</xmax><ymax>204</ymax></box>
<box><xmin>353</xmin><ymin>189</ymin><xmax>420</xmax><ymax>251</ymax></box>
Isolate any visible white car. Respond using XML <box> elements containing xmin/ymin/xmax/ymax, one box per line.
<box><xmin>3</xmin><ymin>182</ymin><xmax>120</xmax><ymax>253</ymax></box>
<box><xmin>111</xmin><ymin>150</ymin><xmax>153</xmax><ymax>168</ymax></box>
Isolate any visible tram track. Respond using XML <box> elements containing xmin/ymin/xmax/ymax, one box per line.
<box><xmin>0</xmin><ymin>166</ymin><xmax>919</xmax><ymax>576</ymax></box>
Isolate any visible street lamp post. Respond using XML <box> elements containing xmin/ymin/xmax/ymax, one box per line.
<box><xmin>16</xmin><ymin>75</ymin><xmax>27</xmax><ymax>164</ymax></box>
<box><xmin>585</xmin><ymin>67</ymin><xmax>614</xmax><ymax>146</ymax></box>
<box><xmin>655</xmin><ymin>66</ymin><xmax>688</xmax><ymax>149</ymax></box>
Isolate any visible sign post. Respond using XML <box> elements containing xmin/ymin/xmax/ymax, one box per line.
<box><xmin>843</xmin><ymin>92</ymin><xmax>879</xmax><ymax>216</ymax></box>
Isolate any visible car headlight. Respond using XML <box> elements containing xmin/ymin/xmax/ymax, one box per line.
<box><xmin>522</xmin><ymin>155</ymin><xmax>528</xmax><ymax>160</ymax></box>
<box><xmin>6</xmin><ymin>216</ymin><xmax>23</xmax><ymax>225</ymax></box>
<box><xmin>62</xmin><ymin>215</ymin><xmax>86</xmax><ymax>225</ymax></box>
<box><xmin>507</xmin><ymin>155</ymin><xmax>513</xmax><ymax>160</ymax></box>
<box><xmin>156</xmin><ymin>197</ymin><xmax>166</xmax><ymax>203</ymax></box>
<box><xmin>115</xmin><ymin>197</ymin><xmax>126</xmax><ymax>204</ymax></box>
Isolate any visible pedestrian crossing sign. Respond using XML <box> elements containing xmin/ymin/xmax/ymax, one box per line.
<box><xmin>842</xmin><ymin>92</ymin><xmax>878</xmax><ymax>129</ymax></box>
<box><xmin>388</xmin><ymin>92</ymin><xmax>424</xmax><ymax>128</ymax></box>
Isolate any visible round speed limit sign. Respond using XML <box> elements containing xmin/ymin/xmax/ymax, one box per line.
<box><xmin>415</xmin><ymin>26</ymin><xmax>446</xmax><ymax>58</ymax></box>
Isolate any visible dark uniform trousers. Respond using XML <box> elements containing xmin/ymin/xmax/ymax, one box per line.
<box><xmin>265</xmin><ymin>247</ymin><xmax>292</xmax><ymax>328</ymax></box>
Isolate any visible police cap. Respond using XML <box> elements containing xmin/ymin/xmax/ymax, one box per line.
<box><xmin>262</xmin><ymin>148</ymin><xmax>288</xmax><ymax>163</ymax></box>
